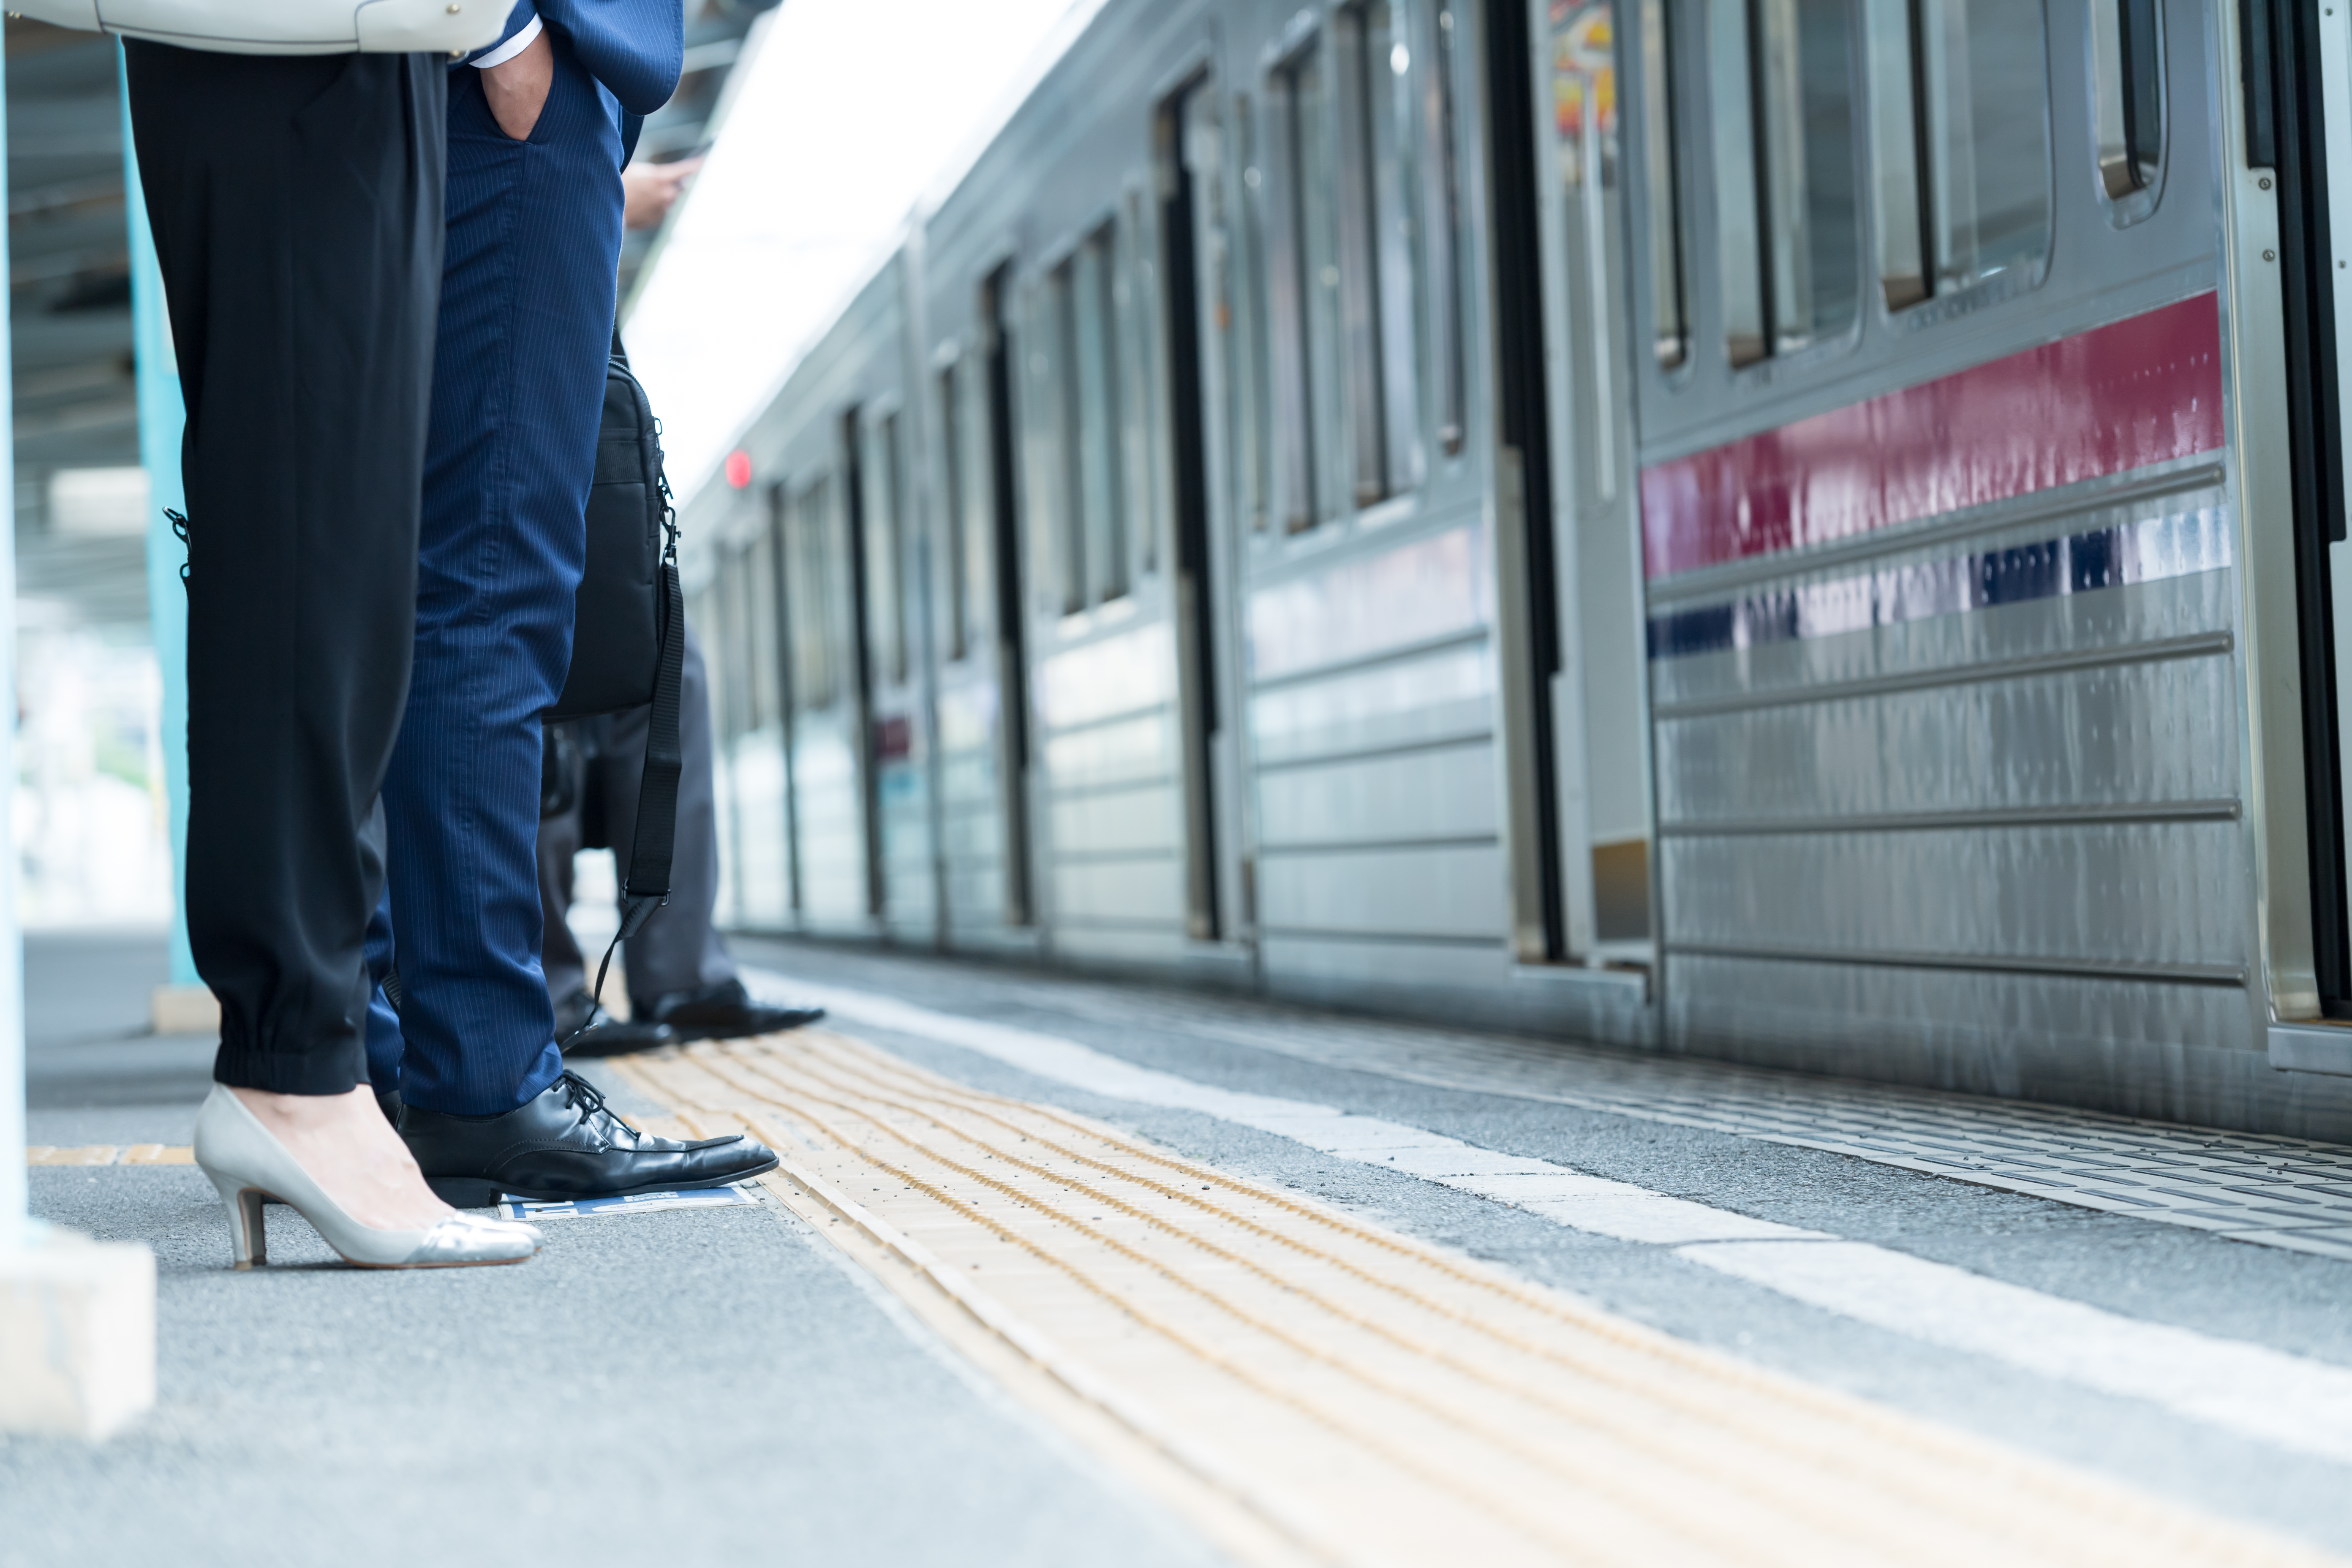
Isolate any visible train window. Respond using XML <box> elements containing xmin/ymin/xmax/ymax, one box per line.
<box><xmin>1429</xmin><ymin>8</ymin><xmax>1467</xmax><ymax>453</ymax></box>
<box><xmin>1233</xmin><ymin>95</ymin><xmax>1275</xmax><ymax>531</ymax></box>
<box><xmin>787</xmin><ymin>476</ymin><xmax>840</xmax><ymax>710</ymax></box>
<box><xmin>1866</xmin><ymin>0</ymin><xmax>2051</xmax><ymax>309</ymax></box>
<box><xmin>865</xmin><ymin>411</ymin><xmax>908</xmax><ymax>687</ymax></box>
<box><xmin>2090</xmin><ymin>0</ymin><xmax>2163</xmax><ymax>217</ymax></box>
<box><xmin>1334</xmin><ymin>0</ymin><xmax>1420</xmax><ymax>503</ymax></box>
<box><xmin>1708</xmin><ymin>0</ymin><xmax>1768</xmax><ymax>366</ymax></box>
<box><xmin>744</xmin><ymin>525</ymin><xmax>781</xmax><ymax>730</ymax></box>
<box><xmin>692</xmin><ymin>584</ymin><xmax>727</xmax><ymax>745</ymax></box>
<box><xmin>1041</xmin><ymin>259</ymin><xmax>1082</xmax><ymax>613</ymax></box>
<box><xmin>1638</xmin><ymin>0</ymin><xmax>1688</xmax><ymax>369</ymax></box>
<box><xmin>718</xmin><ymin>543</ymin><xmax>753</xmax><ymax>741</ymax></box>
<box><xmin>1549</xmin><ymin>0</ymin><xmax>1621</xmax><ymax>498</ymax></box>
<box><xmin>1265</xmin><ymin>10</ymin><xmax>1420</xmax><ymax>530</ymax></box>
<box><xmin>1119</xmin><ymin>189</ymin><xmax>1158</xmax><ymax>580</ymax></box>
<box><xmin>1076</xmin><ymin>224</ymin><xmax>1130</xmax><ymax>602</ymax></box>
<box><xmin>938</xmin><ymin>362</ymin><xmax>970</xmax><ymax>661</ymax></box>
<box><xmin>1267</xmin><ymin>33</ymin><xmax>1331</xmax><ymax>530</ymax></box>
<box><xmin>1710</xmin><ymin>0</ymin><xmax>1860</xmax><ymax>367</ymax></box>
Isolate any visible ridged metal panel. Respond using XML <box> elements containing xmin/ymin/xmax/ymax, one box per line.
<box><xmin>1048</xmin><ymin>779</ymin><xmax>1181</xmax><ymax>858</ymax></box>
<box><xmin>1657</xmin><ymin>623</ymin><xmax>2241</xmax><ymax>824</ymax></box>
<box><xmin>1662</xmin><ymin>822</ymin><xmax>2250</xmax><ymax>977</ymax></box>
<box><xmin>1257</xmin><ymin>738</ymin><xmax>1500</xmax><ymax>848</ymax></box>
<box><xmin>1258</xmin><ymin>842</ymin><xmax>1507</xmax><ymax>940</ymax></box>
<box><xmin>1651</xmin><ymin>473</ymin><xmax>2254</xmax><ymax>1056</ymax></box>
<box><xmin>1043</xmin><ymin>711</ymin><xmax>1173</xmax><ymax>787</ymax></box>
<box><xmin>1050</xmin><ymin>856</ymin><xmax>1185</xmax><ymax>926</ymax></box>
<box><xmin>1664</xmin><ymin>952</ymin><xmax>2262</xmax><ymax>1097</ymax></box>
<box><xmin>1250</xmin><ymin>639</ymin><xmax>1493</xmax><ymax>766</ymax></box>
<box><xmin>1260</xmin><ymin>933</ymin><xmax>1527</xmax><ymax>992</ymax></box>
<box><xmin>1649</xmin><ymin>482</ymin><xmax>2235</xmax><ymax>710</ymax></box>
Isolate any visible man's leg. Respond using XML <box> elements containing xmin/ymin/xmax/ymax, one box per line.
<box><xmin>604</xmin><ymin>626</ymin><xmax>735</xmax><ymax>1005</ymax></box>
<box><xmin>388</xmin><ymin>44</ymin><xmax>775</xmax><ymax>1200</ymax></box>
<box><xmin>532</xmin><ymin>717</ymin><xmax>678</xmax><ymax>1053</ymax></box>
<box><xmin>382</xmin><ymin>45</ymin><xmax>618</xmax><ymax>1116</ymax></box>
<box><xmin>126</xmin><ymin>45</ymin><xmax>441</xmax><ymax>1094</ymax></box>
<box><xmin>603</xmin><ymin>625</ymin><xmax>822</xmax><ymax>1040</ymax></box>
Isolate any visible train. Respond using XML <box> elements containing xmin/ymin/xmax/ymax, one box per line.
<box><xmin>671</xmin><ymin>0</ymin><xmax>2352</xmax><ymax>1140</ymax></box>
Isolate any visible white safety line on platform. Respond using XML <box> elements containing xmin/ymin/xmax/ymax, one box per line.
<box><xmin>749</xmin><ymin>969</ymin><xmax>2352</xmax><ymax>1468</ymax></box>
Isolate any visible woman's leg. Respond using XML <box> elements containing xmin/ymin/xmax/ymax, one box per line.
<box><xmin>125</xmin><ymin>43</ymin><xmax>450</xmax><ymax>1228</ymax></box>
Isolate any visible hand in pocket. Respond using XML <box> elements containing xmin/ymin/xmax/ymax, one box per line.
<box><xmin>482</xmin><ymin>28</ymin><xmax>553</xmax><ymax>141</ymax></box>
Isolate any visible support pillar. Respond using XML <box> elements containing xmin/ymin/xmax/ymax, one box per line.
<box><xmin>0</xmin><ymin>47</ymin><xmax>160</xmax><ymax>1442</ymax></box>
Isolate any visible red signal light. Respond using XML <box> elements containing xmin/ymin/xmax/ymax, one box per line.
<box><xmin>724</xmin><ymin>449</ymin><xmax>752</xmax><ymax>489</ymax></box>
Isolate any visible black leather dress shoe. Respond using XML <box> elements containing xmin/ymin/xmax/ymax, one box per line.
<box><xmin>648</xmin><ymin>978</ymin><xmax>825</xmax><ymax>1043</ymax></box>
<box><xmin>401</xmin><ymin>1070</ymin><xmax>778</xmax><ymax>1207</ymax></box>
<box><xmin>552</xmin><ymin>985</ymin><xmax>675</xmax><ymax>1058</ymax></box>
<box><xmin>561</xmin><ymin>1018</ymin><xmax>677</xmax><ymax>1058</ymax></box>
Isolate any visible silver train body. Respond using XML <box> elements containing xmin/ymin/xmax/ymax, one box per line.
<box><xmin>678</xmin><ymin>0</ymin><xmax>2352</xmax><ymax>1138</ymax></box>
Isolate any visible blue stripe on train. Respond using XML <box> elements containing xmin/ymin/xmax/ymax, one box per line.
<box><xmin>1645</xmin><ymin>508</ymin><xmax>2232</xmax><ymax>662</ymax></box>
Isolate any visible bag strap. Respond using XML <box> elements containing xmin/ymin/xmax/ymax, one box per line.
<box><xmin>564</xmin><ymin>326</ymin><xmax>685</xmax><ymax>1050</ymax></box>
<box><xmin>619</xmin><ymin>562</ymin><xmax>685</xmax><ymax>925</ymax></box>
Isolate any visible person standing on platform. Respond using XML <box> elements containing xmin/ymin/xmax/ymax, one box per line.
<box><xmin>125</xmin><ymin>46</ymin><xmax>540</xmax><ymax>1268</ymax></box>
<box><xmin>539</xmin><ymin>156</ymin><xmax>825</xmax><ymax>1056</ymax></box>
<box><xmin>365</xmin><ymin>0</ymin><xmax>779</xmax><ymax>1207</ymax></box>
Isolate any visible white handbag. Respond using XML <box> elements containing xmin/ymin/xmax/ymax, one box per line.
<box><xmin>8</xmin><ymin>0</ymin><xmax>509</xmax><ymax>54</ymax></box>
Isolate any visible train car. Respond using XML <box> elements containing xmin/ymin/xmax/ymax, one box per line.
<box><xmin>676</xmin><ymin>0</ymin><xmax>2352</xmax><ymax>1141</ymax></box>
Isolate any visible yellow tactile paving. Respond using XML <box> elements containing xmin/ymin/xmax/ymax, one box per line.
<box><xmin>612</xmin><ymin>1031</ymin><xmax>2345</xmax><ymax>1568</ymax></box>
<box><xmin>26</xmin><ymin>1145</ymin><xmax>193</xmax><ymax>1165</ymax></box>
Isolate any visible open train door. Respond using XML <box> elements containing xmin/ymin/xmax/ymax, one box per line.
<box><xmin>1157</xmin><ymin>76</ymin><xmax>1237</xmax><ymax>947</ymax></box>
<box><xmin>1477</xmin><ymin>0</ymin><xmax>1656</xmax><ymax>1019</ymax></box>
<box><xmin>2262</xmin><ymin>0</ymin><xmax>2352</xmax><ymax>1063</ymax></box>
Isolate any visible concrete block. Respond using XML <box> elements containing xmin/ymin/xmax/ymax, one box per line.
<box><xmin>150</xmin><ymin>983</ymin><xmax>219</xmax><ymax>1035</ymax></box>
<box><xmin>0</xmin><ymin>1226</ymin><xmax>157</xmax><ymax>1439</ymax></box>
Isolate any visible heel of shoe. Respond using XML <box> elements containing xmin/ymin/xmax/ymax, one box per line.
<box><xmin>425</xmin><ymin>1175</ymin><xmax>507</xmax><ymax>1209</ymax></box>
<box><xmin>210</xmin><ymin>1175</ymin><xmax>270</xmax><ymax>1269</ymax></box>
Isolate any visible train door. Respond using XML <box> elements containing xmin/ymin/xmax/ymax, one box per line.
<box><xmin>1480</xmin><ymin>0</ymin><xmax>1655</xmax><ymax>977</ymax></box>
<box><xmin>983</xmin><ymin>265</ymin><xmax>1039</xmax><ymax>927</ymax></box>
<box><xmin>858</xmin><ymin>405</ymin><xmax>936</xmax><ymax>940</ymax></box>
<box><xmin>1160</xmin><ymin>78</ymin><xmax>1230</xmax><ymax>943</ymax></box>
<box><xmin>1481</xmin><ymin>0</ymin><xmax>1570</xmax><ymax>964</ymax></box>
<box><xmin>2254</xmin><ymin>0</ymin><xmax>2352</xmax><ymax>1017</ymax></box>
<box><xmin>1528</xmin><ymin>0</ymin><xmax>1650</xmax><ymax>964</ymax></box>
<box><xmin>780</xmin><ymin>468</ymin><xmax>873</xmax><ymax>929</ymax></box>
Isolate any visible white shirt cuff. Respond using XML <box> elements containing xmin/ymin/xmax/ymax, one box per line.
<box><xmin>473</xmin><ymin>15</ymin><xmax>542</xmax><ymax>68</ymax></box>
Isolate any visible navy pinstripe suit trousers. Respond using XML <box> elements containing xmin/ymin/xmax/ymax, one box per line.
<box><xmin>365</xmin><ymin>45</ymin><xmax>626</xmax><ymax>1114</ymax></box>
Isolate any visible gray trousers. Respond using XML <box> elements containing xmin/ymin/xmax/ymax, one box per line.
<box><xmin>539</xmin><ymin>623</ymin><xmax>737</xmax><ymax>1011</ymax></box>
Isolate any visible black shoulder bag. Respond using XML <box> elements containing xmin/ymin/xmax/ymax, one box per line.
<box><xmin>546</xmin><ymin>339</ymin><xmax>685</xmax><ymax>1040</ymax></box>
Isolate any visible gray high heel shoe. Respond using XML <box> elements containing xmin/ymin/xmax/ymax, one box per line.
<box><xmin>193</xmin><ymin>1085</ymin><xmax>542</xmax><ymax>1270</ymax></box>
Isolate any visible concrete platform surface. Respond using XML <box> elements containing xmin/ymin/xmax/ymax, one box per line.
<box><xmin>3</xmin><ymin>932</ymin><xmax>1222</xmax><ymax>1568</ymax></box>
<box><xmin>14</xmin><ymin>930</ymin><xmax>2352</xmax><ymax>1565</ymax></box>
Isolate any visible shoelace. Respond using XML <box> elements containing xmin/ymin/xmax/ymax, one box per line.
<box><xmin>558</xmin><ymin>1069</ymin><xmax>637</xmax><ymax>1141</ymax></box>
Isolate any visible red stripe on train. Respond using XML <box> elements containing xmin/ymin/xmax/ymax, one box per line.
<box><xmin>1638</xmin><ymin>291</ymin><xmax>2224</xmax><ymax>580</ymax></box>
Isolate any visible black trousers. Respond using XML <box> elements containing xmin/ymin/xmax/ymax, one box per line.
<box><xmin>538</xmin><ymin>625</ymin><xmax>738</xmax><ymax>1012</ymax></box>
<box><xmin>126</xmin><ymin>45</ymin><xmax>446</xmax><ymax>1096</ymax></box>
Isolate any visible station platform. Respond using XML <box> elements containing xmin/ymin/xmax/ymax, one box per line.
<box><xmin>10</xmin><ymin>933</ymin><xmax>2352</xmax><ymax>1565</ymax></box>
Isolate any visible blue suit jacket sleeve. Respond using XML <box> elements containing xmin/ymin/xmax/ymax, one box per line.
<box><xmin>460</xmin><ymin>0</ymin><xmax>539</xmax><ymax>66</ymax></box>
<box><xmin>536</xmin><ymin>0</ymin><xmax>684</xmax><ymax>117</ymax></box>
